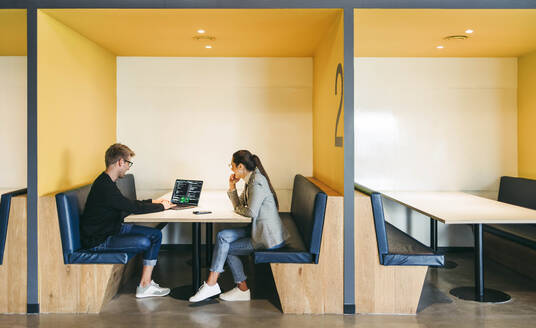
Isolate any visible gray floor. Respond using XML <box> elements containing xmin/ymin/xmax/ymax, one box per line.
<box><xmin>1</xmin><ymin>250</ymin><xmax>535</xmax><ymax>328</ymax></box>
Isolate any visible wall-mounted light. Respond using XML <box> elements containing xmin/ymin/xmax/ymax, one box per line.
<box><xmin>465</xmin><ymin>29</ymin><xmax>474</xmax><ymax>34</ymax></box>
<box><xmin>197</xmin><ymin>29</ymin><xmax>206</xmax><ymax>34</ymax></box>
<box><xmin>205</xmin><ymin>45</ymin><xmax>213</xmax><ymax>49</ymax></box>
<box><xmin>437</xmin><ymin>45</ymin><xmax>444</xmax><ymax>49</ymax></box>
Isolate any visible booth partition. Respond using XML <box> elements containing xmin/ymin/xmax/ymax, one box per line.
<box><xmin>354</xmin><ymin>9</ymin><xmax>536</xmax><ymax>312</ymax></box>
<box><xmin>35</xmin><ymin>9</ymin><xmax>345</xmax><ymax>314</ymax></box>
<box><xmin>0</xmin><ymin>9</ymin><xmax>28</xmax><ymax>314</ymax></box>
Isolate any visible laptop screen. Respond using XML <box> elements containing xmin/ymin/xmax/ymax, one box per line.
<box><xmin>171</xmin><ymin>179</ymin><xmax>203</xmax><ymax>206</ymax></box>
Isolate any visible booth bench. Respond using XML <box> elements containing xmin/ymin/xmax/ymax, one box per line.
<box><xmin>354</xmin><ymin>184</ymin><xmax>443</xmax><ymax>314</ymax></box>
<box><xmin>264</xmin><ymin>175</ymin><xmax>344</xmax><ymax>314</ymax></box>
<box><xmin>254</xmin><ymin>174</ymin><xmax>327</xmax><ymax>264</ymax></box>
<box><xmin>38</xmin><ymin>174</ymin><xmax>144</xmax><ymax>313</ymax></box>
<box><xmin>483</xmin><ymin>176</ymin><xmax>536</xmax><ymax>279</ymax></box>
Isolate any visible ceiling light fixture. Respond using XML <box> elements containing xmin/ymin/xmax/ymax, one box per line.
<box><xmin>193</xmin><ymin>35</ymin><xmax>216</xmax><ymax>41</ymax></box>
<box><xmin>465</xmin><ymin>29</ymin><xmax>474</xmax><ymax>34</ymax></box>
<box><xmin>444</xmin><ymin>35</ymin><xmax>469</xmax><ymax>41</ymax></box>
<box><xmin>437</xmin><ymin>45</ymin><xmax>444</xmax><ymax>49</ymax></box>
<box><xmin>205</xmin><ymin>45</ymin><xmax>212</xmax><ymax>49</ymax></box>
<box><xmin>197</xmin><ymin>29</ymin><xmax>206</xmax><ymax>34</ymax></box>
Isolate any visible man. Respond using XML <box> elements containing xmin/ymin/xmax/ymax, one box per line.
<box><xmin>80</xmin><ymin>143</ymin><xmax>173</xmax><ymax>298</ymax></box>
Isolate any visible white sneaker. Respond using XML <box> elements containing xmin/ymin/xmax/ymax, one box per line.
<box><xmin>136</xmin><ymin>280</ymin><xmax>171</xmax><ymax>298</ymax></box>
<box><xmin>219</xmin><ymin>287</ymin><xmax>251</xmax><ymax>301</ymax></box>
<box><xmin>189</xmin><ymin>282</ymin><xmax>221</xmax><ymax>302</ymax></box>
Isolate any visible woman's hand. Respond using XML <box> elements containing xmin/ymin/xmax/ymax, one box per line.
<box><xmin>229</xmin><ymin>173</ymin><xmax>240</xmax><ymax>190</ymax></box>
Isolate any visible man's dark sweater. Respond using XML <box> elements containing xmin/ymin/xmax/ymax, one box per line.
<box><xmin>80</xmin><ymin>172</ymin><xmax>164</xmax><ymax>249</ymax></box>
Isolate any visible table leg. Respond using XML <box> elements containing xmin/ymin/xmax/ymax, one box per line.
<box><xmin>430</xmin><ymin>218</ymin><xmax>458</xmax><ymax>269</ymax></box>
<box><xmin>449</xmin><ymin>224</ymin><xmax>511</xmax><ymax>303</ymax></box>
<box><xmin>192</xmin><ymin>222</ymin><xmax>201</xmax><ymax>291</ymax></box>
<box><xmin>169</xmin><ymin>222</ymin><xmax>203</xmax><ymax>300</ymax></box>
<box><xmin>206</xmin><ymin>223</ymin><xmax>213</xmax><ymax>267</ymax></box>
<box><xmin>430</xmin><ymin>218</ymin><xmax>438</xmax><ymax>253</ymax></box>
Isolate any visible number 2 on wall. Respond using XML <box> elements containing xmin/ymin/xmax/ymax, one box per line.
<box><xmin>334</xmin><ymin>63</ymin><xmax>343</xmax><ymax>147</ymax></box>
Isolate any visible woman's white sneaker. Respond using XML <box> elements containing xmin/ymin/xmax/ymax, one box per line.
<box><xmin>219</xmin><ymin>287</ymin><xmax>251</xmax><ymax>301</ymax></box>
<box><xmin>136</xmin><ymin>280</ymin><xmax>170</xmax><ymax>298</ymax></box>
<box><xmin>189</xmin><ymin>282</ymin><xmax>221</xmax><ymax>302</ymax></box>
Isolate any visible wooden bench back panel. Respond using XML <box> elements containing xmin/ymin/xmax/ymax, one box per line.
<box><xmin>270</xmin><ymin>177</ymin><xmax>343</xmax><ymax>314</ymax></box>
<box><xmin>0</xmin><ymin>195</ymin><xmax>27</xmax><ymax>313</ymax></box>
<box><xmin>355</xmin><ymin>191</ymin><xmax>427</xmax><ymax>314</ymax></box>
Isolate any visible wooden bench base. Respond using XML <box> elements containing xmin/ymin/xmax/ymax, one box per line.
<box><xmin>0</xmin><ymin>195</ymin><xmax>27</xmax><ymax>313</ymax></box>
<box><xmin>270</xmin><ymin>178</ymin><xmax>343</xmax><ymax>314</ymax></box>
<box><xmin>355</xmin><ymin>191</ymin><xmax>428</xmax><ymax>314</ymax></box>
<box><xmin>38</xmin><ymin>195</ymin><xmax>128</xmax><ymax>313</ymax></box>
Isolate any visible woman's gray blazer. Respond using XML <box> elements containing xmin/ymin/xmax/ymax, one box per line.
<box><xmin>227</xmin><ymin>168</ymin><xmax>287</xmax><ymax>249</ymax></box>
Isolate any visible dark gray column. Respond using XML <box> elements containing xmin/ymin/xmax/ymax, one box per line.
<box><xmin>27</xmin><ymin>7</ymin><xmax>39</xmax><ymax>314</ymax></box>
<box><xmin>343</xmin><ymin>7</ymin><xmax>355</xmax><ymax>315</ymax></box>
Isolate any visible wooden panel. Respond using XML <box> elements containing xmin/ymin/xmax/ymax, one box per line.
<box><xmin>355</xmin><ymin>191</ymin><xmax>428</xmax><ymax>314</ymax></box>
<box><xmin>0</xmin><ymin>195</ymin><xmax>27</xmax><ymax>313</ymax></box>
<box><xmin>38</xmin><ymin>195</ymin><xmax>125</xmax><ymax>313</ymax></box>
<box><xmin>270</xmin><ymin>178</ymin><xmax>343</xmax><ymax>314</ymax></box>
<box><xmin>483</xmin><ymin>231</ymin><xmax>536</xmax><ymax>279</ymax></box>
<box><xmin>382</xmin><ymin>191</ymin><xmax>536</xmax><ymax>224</ymax></box>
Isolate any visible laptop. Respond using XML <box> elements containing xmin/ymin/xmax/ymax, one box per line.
<box><xmin>169</xmin><ymin>179</ymin><xmax>203</xmax><ymax>210</ymax></box>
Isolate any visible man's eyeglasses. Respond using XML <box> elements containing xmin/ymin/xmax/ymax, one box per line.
<box><xmin>124</xmin><ymin>159</ymin><xmax>134</xmax><ymax>168</ymax></box>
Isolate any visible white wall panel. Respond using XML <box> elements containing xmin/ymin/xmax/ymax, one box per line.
<box><xmin>0</xmin><ymin>57</ymin><xmax>27</xmax><ymax>190</ymax></box>
<box><xmin>118</xmin><ymin>57</ymin><xmax>313</xmax><ymax>243</ymax></box>
<box><xmin>355</xmin><ymin>58</ymin><xmax>518</xmax><ymax>246</ymax></box>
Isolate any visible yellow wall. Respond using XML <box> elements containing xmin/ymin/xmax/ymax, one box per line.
<box><xmin>312</xmin><ymin>13</ymin><xmax>344</xmax><ymax>194</ymax></box>
<box><xmin>518</xmin><ymin>50</ymin><xmax>536</xmax><ymax>179</ymax></box>
<box><xmin>37</xmin><ymin>11</ymin><xmax>116</xmax><ymax>195</ymax></box>
<box><xmin>0</xmin><ymin>9</ymin><xmax>27</xmax><ymax>56</ymax></box>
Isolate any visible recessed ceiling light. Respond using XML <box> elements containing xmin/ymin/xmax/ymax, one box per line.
<box><xmin>205</xmin><ymin>45</ymin><xmax>212</xmax><ymax>49</ymax></box>
<box><xmin>197</xmin><ymin>29</ymin><xmax>206</xmax><ymax>34</ymax></box>
<box><xmin>465</xmin><ymin>29</ymin><xmax>474</xmax><ymax>34</ymax></box>
<box><xmin>444</xmin><ymin>35</ymin><xmax>469</xmax><ymax>41</ymax></box>
<box><xmin>437</xmin><ymin>45</ymin><xmax>444</xmax><ymax>49</ymax></box>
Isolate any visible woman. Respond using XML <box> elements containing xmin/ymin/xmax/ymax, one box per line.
<box><xmin>189</xmin><ymin>150</ymin><xmax>287</xmax><ymax>302</ymax></box>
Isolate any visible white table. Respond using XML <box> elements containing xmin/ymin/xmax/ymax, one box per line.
<box><xmin>125</xmin><ymin>190</ymin><xmax>251</xmax><ymax>300</ymax></box>
<box><xmin>381</xmin><ymin>191</ymin><xmax>536</xmax><ymax>303</ymax></box>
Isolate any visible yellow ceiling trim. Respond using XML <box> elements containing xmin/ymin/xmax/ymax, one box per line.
<box><xmin>40</xmin><ymin>9</ymin><xmax>342</xmax><ymax>57</ymax></box>
<box><xmin>355</xmin><ymin>9</ymin><xmax>536</xmax><ymax>57</ymax></box>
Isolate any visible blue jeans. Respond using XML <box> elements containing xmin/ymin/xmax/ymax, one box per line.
<box><xmin>209</xmin><ymin>228</ymin><xmax>284</xmax><ymax>284</ymax></box>
<box><xmin>89</xmin><ymin>224</ymin><xmax>162</xmax><ymax>266</ymax></box>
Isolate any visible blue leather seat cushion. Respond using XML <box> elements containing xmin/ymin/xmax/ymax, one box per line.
<box><xmin>484</xmin><ymin>177</ymin><xmax>536</xmax><ymax>250</ymax></box>
<box><xmin>384</xmin><ymin>222</ymin><xmax>444</xmax><ymax>266</ymax></box>
<box><xmin>68</xmin><ymin>251</ymin><xmax>137</xmax><ymax>264</ymax></box>
<box><xmin>383</xmin><ymin>253</ymin><xmax>444</xmax><ymax>266</ymax></box>
<box><xmin>290</xmin><ymin>175</ymin><xmax>327</xmax><ymax>255</ymax></box>
<box><xmin>254</xmin><ymin>213</ymin><xmax>312</xmax><ymax>264</ymax></box>
<box><xmin>498</xmin><ymin>176</ymin><xmax>536</xmax><ymax>210</ymax></box>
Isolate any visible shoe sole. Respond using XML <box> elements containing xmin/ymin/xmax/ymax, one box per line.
<box><xmin>136</xmin><ymin>290</ymin><xmax>171</xmax><ymax>299</ymax></box>
<box><xmin>189</xmin><ymin>292</ymin><xmax>221</xmax><ymax>303</ymax></box>
<box><xmin>219</xmin><ymin>297</ymin><xmax>251</xmax><ymax>302</ymax></box>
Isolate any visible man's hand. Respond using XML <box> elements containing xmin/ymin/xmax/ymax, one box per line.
<box><xmin>153</xmin><ymin>199</ymin><xmax>173</xmax><ymax>209</ymax></box>
<box><xmin>161</xmin><ymin>200</ymin><xmax>173</xmax><ymax>210</ymax></box>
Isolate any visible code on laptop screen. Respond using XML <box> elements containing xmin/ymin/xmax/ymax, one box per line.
<box><xmin>171</xmin><ymin>180</ymin><xmax>203</xmax><ymax>205</ymax></box>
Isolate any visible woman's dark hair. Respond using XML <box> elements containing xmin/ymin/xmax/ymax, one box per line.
<box><xmin>233</xmin><ymin>150</ymin><xmax>279</xmax><ymax>209</ymax></box>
